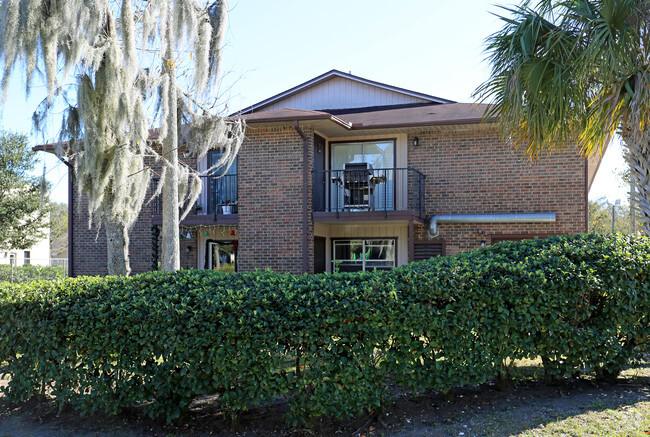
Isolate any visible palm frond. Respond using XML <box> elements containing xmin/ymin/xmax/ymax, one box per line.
<box><xmin>475</xmin><ymin>0</ymin><xmax>650</xmax><ymax>158</ymax></box>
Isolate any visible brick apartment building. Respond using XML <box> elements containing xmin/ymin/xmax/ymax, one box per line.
<box><xmin>45</xmin><ymin>70</ymin><xmax>601</xmax><ymax>276</ymax></box>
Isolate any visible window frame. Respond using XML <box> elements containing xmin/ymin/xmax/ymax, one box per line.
<box><xmin>331</xmin><ymin>237</ymin><xmax>397</xmax><ymax>272</ymax></box>
<box><xmin>204</xmin><ymin>239</ymin><xmax>238</xmax><ymax>272</ymax></box>
<box><xmin>329</xmin><ymin>138</ymin><xmax>397</xmax><ymax>171</ymax></box>
<box><xmin>207</xmin><ymin>151</ymin><xmax>238</xmax><ymax>214</ymax></box>
<box><xmin>328</xmin><ymin>138</ymin><xmax>397</xmax><ymax>211</ymax></box>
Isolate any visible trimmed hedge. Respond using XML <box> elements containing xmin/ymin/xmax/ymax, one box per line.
<box><xmin>0</xmin><ymin>234</ymin><xmax>648</xmax><ymax>424</ymax></box>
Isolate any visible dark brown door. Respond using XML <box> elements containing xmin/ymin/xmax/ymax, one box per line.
<box><xmin>313</xmin><ymin>134</ymin><xmax>326</xmax><ymax>212</ymax></box>
<box><xmin>314</xmin><ymin>236</ymin><xmax>326</xmax><ymax>273</ymax></box>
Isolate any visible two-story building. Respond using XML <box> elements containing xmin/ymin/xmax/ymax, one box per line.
<box><xmin>59</xmin><ymin>70</ymin><xmax>599</xmax><ymax>276</ymax></box>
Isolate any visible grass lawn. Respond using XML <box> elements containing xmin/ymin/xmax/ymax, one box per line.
<box><xmin>375</xmin><ymin>358</ymin><xmax>650</xmax><ymax>437</ymax></box>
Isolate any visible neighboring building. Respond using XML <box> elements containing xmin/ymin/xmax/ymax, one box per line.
<box><xmin>39</xmin><ymin>70</ymin><xmax>602</xmax><ymax>276</ymax></box>
<box><xmin>0</xmin><ymin>228</ymin><xmax>50</xmax><ymax>267</ymax></box>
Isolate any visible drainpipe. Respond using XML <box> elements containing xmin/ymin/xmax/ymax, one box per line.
<box><xmin>68</xmin><ymin>166</ymin><xmax>74</xmax><ymax>277</ymax></box>
<box><xmin>428</xmin><ymin>213</ymin><xmax>556</xmax><ymax>238</ymax></box>
<box><xmin>294</xmin><ymin>120</ymin><xmax>309</xmax><ymax>274</ymax></box>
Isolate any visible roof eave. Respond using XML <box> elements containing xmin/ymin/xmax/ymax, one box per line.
<box><xmin>32</xmin><ymin>142</ymin><xmax>67</xmax><ymax>154</ymax></box>
<box><xmin>240</xmin><ymin>115</ymin><xmax>497</xmax><ymax>131</ymax></box>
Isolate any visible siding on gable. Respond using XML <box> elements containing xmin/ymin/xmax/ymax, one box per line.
<box><xmin>262</xmin><ymin>77</ymin><xmax>430</xmax><ymax>111</ymax></box>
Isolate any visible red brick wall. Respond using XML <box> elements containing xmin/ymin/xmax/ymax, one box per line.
<box><xmin>179</xmin><ymin>234</ymin><xmax>198</xmax><ymax>270</ymax></box>
<box><xmin>70</xmin><ymin>169</ymin><xmax>156</xmax><ymax>276</ymax></box>
<box><xmin>69</xmin><ymin>148</ymin><xmax>205</xmax><ymax>276</ymax></box>
<box><xmin>69</xmin><ymin>122</ymin><xmax>587</xmax><ymax>275</ymax></box>
<box><xmin>237</xmin><ymin>125</ymin><xmax>313</xmax><ymax>274</ymax></box>
<box><xmin>408</xmin><ymin>125</ymin><xmax>587</xmax><ymax>255</ymax></box>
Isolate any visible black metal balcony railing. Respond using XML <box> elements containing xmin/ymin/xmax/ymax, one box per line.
<box><xmin>312</xmin><ymin>168</ymin><xmax>425</xmax><ymax>214</ymax></box>
<box><xmin>152</xmin><ymin>174</ymin><xmax>238</xmax><ymax>216</ymax></box>
<box><xmin>151</xmin><ymin>168</ymin><xmax>425</xmax><ymax>218</ymax></box>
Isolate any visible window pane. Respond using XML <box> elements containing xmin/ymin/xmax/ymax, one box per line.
<box><xmin>362</xmin><ymin>142</ymin><xmax>393</xmax><ymax>169</ymax></box>
<box><xmin>366</xmin><ymin>240</ymin><xmax>394</xmax><ymax>260</ymax></box>
<box><xmin>334</xmin><ymin>240</ymin><xmax>363</xmax><ymax>261</ymax></box>
<box><xmin>332</xmin><ymin>143</ymin><xmax>363</xmax><ymax>170</ymax></box>
<box><xmin>209</xmin><ymin>151</ymin><xmax>237</xmax><ymax>176</ymax></box>
<box><xmin>332</xmin><ymin>142</ymin><xmax>393</xmax><ymax>170</ymax></box>
<box><xmin>209</xmin><ymin>152</ymin><xmax>238</xmax><ymax>210</ymax></box>
<box><xmin>332</xmin><ymin>239</ymin><xmax>395</xmax><ymax>272</ymax></box>
<box><xmin>209</xmin><ymin>242</ymin><xmax>236</xmax><ymax>273</ymax></box>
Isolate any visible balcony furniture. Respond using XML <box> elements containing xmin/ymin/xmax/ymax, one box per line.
<box><xmin>343</xmin><ymin>162</ymin><xmax>375</xmax><ymax>211</ymax></box>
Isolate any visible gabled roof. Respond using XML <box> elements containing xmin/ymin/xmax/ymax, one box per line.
<box><xmin>234</xmin><ymin>69</ymin><xmax>455</xmax><ymax>115</ymax></box>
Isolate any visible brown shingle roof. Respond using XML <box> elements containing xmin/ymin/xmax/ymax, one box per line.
<box><xmin>238</xmin><ymin>103</ymin><xmax>492</xmax><ymax>130</ymax></box>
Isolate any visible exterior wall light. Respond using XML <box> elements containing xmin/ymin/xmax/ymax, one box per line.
<box><xmin>413</xmin><ymin>136</ymin><xmax>420</xmax><ymax>147</ymax></box>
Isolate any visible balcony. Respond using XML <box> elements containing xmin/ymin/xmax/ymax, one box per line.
<box><xmin>151</xmin><ymin>174</ymin><xmax>238</xmax><ymax>225</ymax></box>
<box><xmin>312</xmin><ymin>167</ymin><xmax>426</xmax><ymax>222</ymax></box>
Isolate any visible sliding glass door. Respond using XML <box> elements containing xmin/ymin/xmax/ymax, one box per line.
<box><xmin>330</xmin><ymin>140</ymin><xmax>394</xmax><ymax>211</ymax></box>
<box><xmin>208</xmin><ymin>151</ymin><xmax>238</xmax><ymax>214</ymax></box>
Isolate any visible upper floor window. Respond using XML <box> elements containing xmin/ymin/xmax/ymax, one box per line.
<box><xmin>330</xmin><ymin>140</ymin><xmax>395</xmax><ymax>211</ymax></box>
<box><xmin>208</xmin><ymin>151</ymin><xmax>238</xmax><ymax>214</ymax></box>
<box><xmin>331</xmin><ymin>140</ymin><xmax>394</xmax><ymax>171</ymax></box>
<box><xmin>208</xmin><ymin>151</ymin><xmax>237</xmax><ymax>176</ymax></box>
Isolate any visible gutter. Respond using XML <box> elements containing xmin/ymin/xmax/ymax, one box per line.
<box><xmin>428</xmin><ymin>213</ymin><xmax>556</xmax><ymax>238</ymax></box>
<box><xmin>294</xmin><ymin>120</ymin><xmax>309</xmax><ymax>274</ymax></box>
<box><xmin>243</xmin><ymin>113</ymin><xmax>352</xmax><ymax>130</ymax></box>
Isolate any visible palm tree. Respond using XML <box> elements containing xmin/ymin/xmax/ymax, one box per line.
<box><xmin>475</xmin><ymin>0</ymin><xmax>650</xmax><ymax>235</ymax></box>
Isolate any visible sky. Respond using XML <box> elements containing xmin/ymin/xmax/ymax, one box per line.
<box><xmin>0</xmin><ymin>0</ymin><xmax>629</xmax><ymax>205</ymax></box>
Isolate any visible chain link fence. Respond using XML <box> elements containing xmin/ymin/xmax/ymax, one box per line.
<box><xmin>0</xmin><ymin>258</ymin><xmax>69</xmax><ymax>283</ymax></box>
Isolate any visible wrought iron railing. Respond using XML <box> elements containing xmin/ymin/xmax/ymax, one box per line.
<box><xmin>312</xmin><ymin>168</ymin><xmax>425</xmax><ymax>214</ymax></box>
<box><xmin>152</xmin><ymin>174</ymin><xmax>238</xmax><ymax>216</ymax></box>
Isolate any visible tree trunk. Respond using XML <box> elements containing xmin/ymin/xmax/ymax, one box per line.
<box><xmin>160</xmin><ymin>4</ymin><xmax>180</xmax><ymax>272</ymax></box>
<box><xmin>622</xmin><ymin>135</ymin><xmax>650</xmax><ymax>236</ymax></box>
<box><xmin>105</xmin><ymin>217</ymin><xmax>131</xmax><ymax>276</ymax></box>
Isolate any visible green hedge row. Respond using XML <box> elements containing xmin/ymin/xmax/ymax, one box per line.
<box><xmin>0</xmin><ymin>234</ymin><xmax>648</xmax><ymax>424</ymax></box>
<box><xmin>0</xmin><ymin>264</ymin><xmax>68</xmax><ymax>283</ymax></box>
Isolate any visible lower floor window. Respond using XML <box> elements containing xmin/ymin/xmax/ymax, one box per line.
<box><xmin>333</xmin><ymin>239</ymin><xmax>395</xmax><ymax>272</ymax></box>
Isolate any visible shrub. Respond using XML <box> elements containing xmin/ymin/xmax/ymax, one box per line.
<box><xmin>0</xmin><ymin>234</ymin><xmax>647</xmax><ymax>424</ymax></box>
<box><xmin>0</xmin><ymin>263</ymin><xmax>67</xmax><ymax>283</ymax></box>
